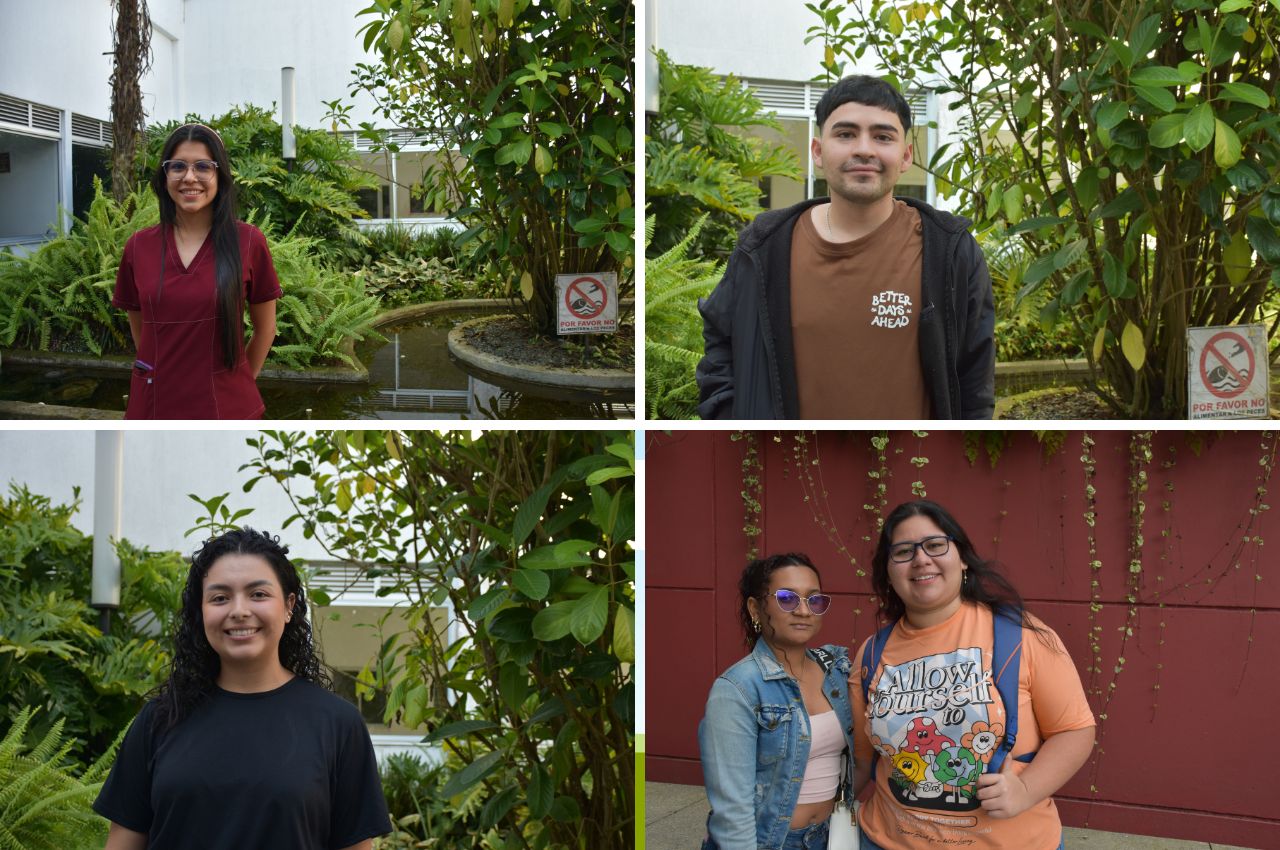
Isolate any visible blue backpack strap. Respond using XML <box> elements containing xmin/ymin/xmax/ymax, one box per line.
<box><xmin>860</xmin><ymin>618</ymin><xmax>899</xmax><ymax>781</ymax></box>
<box><xmin>988</xmin><ymin>605</ymin><xmax>1035</xmax><ymax>773</ymax></box>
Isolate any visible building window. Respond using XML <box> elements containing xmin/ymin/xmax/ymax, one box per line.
<box><xmin>355</xmin><ymin>185</ymin><xmax>389</xmax><ymax>218</ymax></box>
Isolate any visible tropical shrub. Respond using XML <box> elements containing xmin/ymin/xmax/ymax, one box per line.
<box><xmin>0</xmin><ymin>182</ymin><xmax>382</xmax><ymax>370</ymax></box>
<box><xmin>374</xmin><ymin>751</ymin><xmax>476</xmax><ymax>848</ymax></box>
<box><xmin>0</xmin><ymin>180</ymin><xmax>155</xmax><ymax>356</ymax></box>
<box><xmin>330</xmin><ymin>223</ymin><xmax>462</xmax><ymax>271</ymax></box>
<box><xmin>138</xmin><ymin>104</ymin><xmax>377</xmax><ymax>247</ymax></box>
<box><xmin>646</xmin><ymin>50</ymin><xmax>803</xmax><ymax>259</ymax></box>
<box><xmin>221</xmin><ymin>430</ymin><xmax>634</xmax><ymax>850</ymax></box>
<box><xmin>645</xmin><ymin>215</ymin><xmax>723</xmax><ymax>419</ymax></box>
<box><xmin>357</xmin><ymin>255</ymin><xmax>502</xmax><ymax>309</ymax></box>
<box><xmin>813</xmin><ymin>0</ymin><xmax>1280</xmax><ymax>416</ymax></box>
<box><xmin>346</xmin><ymin>0</ymin><xmax>635</xmax><ymax>336</ymax></box>
<box><xmin>0</xmin><ymin>484</ymin><xmax>185</xmax><ymax>766</ymax></box>
<box><xmin>0</xmin><ymin>707</ymin><xmax>123</xmax><ymax>850</ymax></box>
<box><xmin>984</xmin><ymin>233</ymin><xmax>1090</xmax><ymax>361</ymax></box>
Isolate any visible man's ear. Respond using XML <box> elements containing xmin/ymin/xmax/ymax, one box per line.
<box><xmin>902</xmin><ymin>141</ymin><xmax>914</xmax><ymax>172</ymax></box>
<box><xmin>811</xmin><ymin>135</ymin><xmax>824</xmax><ymax>168</ymax></box>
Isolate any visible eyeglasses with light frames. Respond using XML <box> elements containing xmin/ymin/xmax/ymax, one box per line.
<box><xmin>161</xmin><ymin>159</ymin><xmax>218</xmax><ymax>181</ymax></box>
<box><xmin>769</xmin><ymin>589</ymin><xmax>832</xmax><ymax>615</ymax></box>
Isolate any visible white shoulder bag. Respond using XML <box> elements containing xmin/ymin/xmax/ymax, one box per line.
<box><xmin>827</xmin><ymin>749</ymin><xmax>858</xmax><ymax>850</ymax></box>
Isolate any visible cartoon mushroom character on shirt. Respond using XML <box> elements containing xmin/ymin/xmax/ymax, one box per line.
<box><xmin>931</xmin><ymin>745</ymin><xmax>982</xmax><ymax>804</ymax></box>
<box><xmin>897</xmin><ymin>716</ymin><xmax>956</xmax><ymax>760</ymax></box>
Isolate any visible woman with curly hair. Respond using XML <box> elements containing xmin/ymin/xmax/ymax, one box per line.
<box><xmin>698</xmin><ymin>552</ymin><xmax>855</xmax><ymax>850</ymax></box>
<box><xmin>94</xmin><ymin>528</ymin><xmax>391</xmax><ymax>849</ymax></box>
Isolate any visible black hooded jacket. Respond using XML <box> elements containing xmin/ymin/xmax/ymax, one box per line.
<box><xmin>695</xmin><ymin>196</ymin><xmax>995</xmax><ymax>419</ymax></box>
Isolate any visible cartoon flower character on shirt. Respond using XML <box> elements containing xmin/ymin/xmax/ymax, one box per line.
<box><xmin>931</xmin><ymin>745</ymin><xmax>982</xmax><ymax>804</ymax></box>
<box><xmin>961</xmin><ymin>720</ymin><xmax>1004</xmax><ymax>766</ymax></box>
<box><xmin>898</xmin><ymin>716</ymin><xmax>955</xmax><ymax>760</ymax></box>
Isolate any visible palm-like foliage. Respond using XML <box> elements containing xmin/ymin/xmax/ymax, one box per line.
<box><xmin>644</xmin><ymin>215</ymin><xmax>723</xmax><ymax>419</ymax></box>
<box><xmin>0</xmin><ymin>484</ymin><xmax>183</xmax><ymax>766</ymax></box>
<box><xmin>0</xmin><ymin>707</ymin><xmax>123</xmax><ymax>850</ymax></box>
<box><xmin>0</xmin><ymin>179</ymin><xmax>155</xmax><ymax>354</ymax></box>
<box><xmin>646</xmin><ymin>50</ymin><xmax>802</xmax><ymax>259</ymax></box>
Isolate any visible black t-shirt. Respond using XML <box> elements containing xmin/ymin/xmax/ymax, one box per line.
<box><xmin>93</xmin><ymin>677</ymin><xmax>392</xmax><ymax>849</ymax></box>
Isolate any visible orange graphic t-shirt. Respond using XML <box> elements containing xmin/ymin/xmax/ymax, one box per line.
<box><xmin>850</xmin><ymin>602</ymin><xmax>1095</xmax><ymax>850</ymax></box>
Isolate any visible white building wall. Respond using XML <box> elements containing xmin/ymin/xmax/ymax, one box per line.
<box><xmin>0</xmin><ymin>430</ymin><xmax>327</xmax><ymax>561</ymax></box>
<box><xmin>0</xmin><ymin>0</ymin><xmax>388</xmax><ymax>129</ymax></box>
<box><xmin>653</xmin><ymin>0</ymin><xmax>827</xmax><ymax>82</ymax></box>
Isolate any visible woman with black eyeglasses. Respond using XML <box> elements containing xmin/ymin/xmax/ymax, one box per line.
<box><xmin>698</xmin><ymin>553</ymin><xmax>855</xmax><ymax>850</ymax></box>
<box><xmin>112</xmin><ymin>123</ymin><xmax>280</xmax><ymax>419</ymax></box>
<box><xmin>850</xmin><ymin>501</ymin><xmax>1095</xmax><ymax>850</ymax></box>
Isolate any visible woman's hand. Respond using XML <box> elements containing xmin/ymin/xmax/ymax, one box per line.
<box><xmin>975</xmin><ymin>759</ymin><xmax>1033</xmax><ymax>818</ymax></box>
<box><xmin>977</xmin><ymin>725</ymin><xmax>1095</xmax><ymax>819</ymax></box>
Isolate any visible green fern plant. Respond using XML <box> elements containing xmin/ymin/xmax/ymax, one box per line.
<box><xmin>644</xmin><ymin>214</ymin><xmax>723</xmax><ymax>419</ymax></box>
<box><xmin>0</xmin><ymin>707</ymin><xmax>124</xmax><ymax>850</ymax></box>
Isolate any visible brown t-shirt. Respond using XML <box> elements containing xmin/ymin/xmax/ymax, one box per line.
<box><xmin>790</xmin><ymin>200</ymin><xmax>928</xmax><ymax>418</ymax></box>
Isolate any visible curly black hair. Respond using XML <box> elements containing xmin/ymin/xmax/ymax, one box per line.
<box><xmin>150</xmin><ymin>527</ymin><xmax>331</xmax><ymax>737</ymax></box>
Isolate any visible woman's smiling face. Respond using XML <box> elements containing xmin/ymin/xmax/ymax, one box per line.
<box><xmin>201</xmin><ymin>553</ymin><xmax>295</xmax><ymax>667</ymax></box>
<box><xmin>165</xmin><ymin>139</ymin><xmax>219</xmax><ymax>218</ymax></box>
<box><xmin>887</xmin><ymin>514</ymin><xmax>966</xmax><ymax>623</ymax></box>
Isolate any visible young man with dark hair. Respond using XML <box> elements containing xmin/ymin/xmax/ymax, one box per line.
<box><xmin>695</xmin><ymin>75</ymin><xmax>995</xmax><ymax>419</ymax></box>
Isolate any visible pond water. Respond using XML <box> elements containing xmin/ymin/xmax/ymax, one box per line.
<box><xmin>0</xmin><ymin>313</ymin><xmax>634</xmax><ymax>420</ymax></box>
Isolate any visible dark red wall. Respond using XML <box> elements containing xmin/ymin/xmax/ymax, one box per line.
<box><xmin>646</xmin><ymin>430</ymin><xmax>1280</xmax><ymax>849</ymax></box>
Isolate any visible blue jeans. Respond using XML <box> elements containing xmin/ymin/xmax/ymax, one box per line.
<box><xmin>782</xmin><ymin>818</ymin><xmax>829</xmax><ymax>849</ymax></box>
<box><xmin>857</xmin><ymin>826</ymin><xmax>1064</xmax><ymax>849</ymax></box>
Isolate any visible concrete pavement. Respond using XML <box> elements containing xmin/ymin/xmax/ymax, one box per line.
<box><xmin>643</xmin><ymin>781</ymin><xmax>1260</xmax><ymax>850</ymax></box>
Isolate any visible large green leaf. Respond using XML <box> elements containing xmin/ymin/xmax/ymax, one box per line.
<box><xmin>520</xmin><ymin>539</ymin><xmax>598</xmax><ymax>570</ymax></box>
<box><xmin>529</xmin><ymin>762</ymin><xmax>554</xmax><ymax>819</ymax></box>
<box><xmin>1148</xmin><ymin>113</ymin><xmax>1185</xmax><ymax>147</ymax></box>
<box><xmin>1246</xmin><ymin>217</ymin><xmax>1280</xmax><ymax>264</ymax></box>
<box><xmin>1220</xmin><ymin>81</ymin><xmax>1271</xmax><ymax>109</ymax></box>
<box><xmin>569</xmin><ymin>586</ymin><xmax>610</xmax><ymax>645</ymax></box>
<box><xmin>512</xmin><ymin>568</ymin><xmax>551</xmax><ymax>600</ymax></box>
<box><xmin>1222</xmin><ymin>234</ymin><xmax>1253</xmax><ymax>286</ymax></box>
<box><xmin>1130</xmin><ymin>65</ymin><xmax>1194</xmax><ymax>86</ymax></box>
<box><xmin>439</xmin><ymin>750</ymin><xmax>506</xmax><ymax>798</ymax></box>
<box><xmin>1183</xmin><ymin>103</ymin><xmax>1215</xmax><ymax>152</ymax></box>
<box><xmin>1134</xmin><ymin>85</ymin><xmax>1176</xmax><ymax>113</ymax></box>
<box><xmin>1096</xmin><ymin>101</ymin><xmax>1128</xmax><ymax>130</ymax></box>
<box><xmin>1213</xmin><ymin>120</ymin><xmax>1242</xmax><ymax>169</ymax></box>
<box><xmin>532</xmin><ymin>599</ymin><xmax>576</xmax><ymax>641</ymax></box>
<box><xmin>612</xmin><ymin>603</ymin><xmax>635</xmax><ymax>663</ymax></box>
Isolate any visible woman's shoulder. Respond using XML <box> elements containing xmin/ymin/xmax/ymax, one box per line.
<box><xmin>234</xmin><ymin>221</ymin><xmax>271</xmax><ymax>246</ymax></box>
<box><xmin>288</xmin><ymin>679</ymin><xmax>366</xmax><ymax>723</ymax></box>
<box><xmin>124</xmin><ymin>223</ymin><xmax>163</xmax><ymax>250</ymax></box>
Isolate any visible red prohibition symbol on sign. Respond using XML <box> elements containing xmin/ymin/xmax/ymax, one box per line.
<box><xmin>565</xmin><ymin>276</ymin><xmax>607</xmax><ymax>320</ymax></box>
<box><xmin>1199</xmin><ymin>330</ymin><xmax>1254</xmax><ymax>400</ymax></box>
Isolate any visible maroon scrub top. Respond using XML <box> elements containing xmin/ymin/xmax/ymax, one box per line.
<box><xmin>112</xmin><ymin>222</ymin><xmax>282</xmax><ymax>419</ymax></box>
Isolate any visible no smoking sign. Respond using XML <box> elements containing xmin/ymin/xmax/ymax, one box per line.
<box><xmin>556</xmin><ymin>273</ymin><xmax>617</xmax><ymax>334</ymax></box>
<box><xmin>1187</xmin><ymin>324</ymin><xmax>1269</xmax><ymax>419</ymax></box>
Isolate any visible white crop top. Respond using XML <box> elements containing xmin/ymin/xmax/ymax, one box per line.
<box><xmin>797</xmin><ymin>710</ymin><xmax>845</xmax><ymax>804</ymax></box>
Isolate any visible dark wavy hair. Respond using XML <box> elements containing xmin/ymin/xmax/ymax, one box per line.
<box><xmin>150</xmin><ymin>123</ymin><xmax>243</xmax><ymax>370</ymax></box>
<box><xmin>150</xmin><ymin>527</ymin><xmax>330</xmax><ymax>737</ymax></box>
<box><xmin>814</xmin><ymin>74</ymin><xmax>912</xmax><ymax>133</ymax></box>
<box><xmin>871</xmin><ymin>500</ymin><xmax>1052</xmax><ymax>643</ymax></box>
<box><xmin>737</xmin><ymin>552</ymin><xmax>821</xmax><ymax>650</ymax></box>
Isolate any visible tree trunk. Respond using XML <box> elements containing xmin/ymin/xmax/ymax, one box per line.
<box><xmin>109</xmin><ymin>0</ymin><xmax>152</xmax><ymax>206</ymax></box>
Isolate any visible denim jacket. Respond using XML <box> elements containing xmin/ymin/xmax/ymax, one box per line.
<box><xmin>698</xmin><ymin>640</ymin><xmax>856</xmax><ymax>850</ymax></box>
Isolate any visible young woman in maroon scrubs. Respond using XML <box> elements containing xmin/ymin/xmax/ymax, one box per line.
<box><xmin>113</xmin><ymin>123</ymin><xmax>281</xmax><ymax>419</ymax></box>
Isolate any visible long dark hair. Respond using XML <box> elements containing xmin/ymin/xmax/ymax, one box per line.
<box><xmin>150</xmin><ymin>123</ymin><xmax>243</xmax><ymax>370</ymax></box>
<box><xmin>737</xmin><ymin>552</ymin><xmax>821</xmax><ymax>650</ymax></box>
<box><xmin>871</xmin><ymin>500</ymin><xmax>1052</xmax><ymax>642</ymax></box>
<box><xmin>150</xmin><ymin>527</ymin><xmax>330</xmax><ymax>737</ymax></box>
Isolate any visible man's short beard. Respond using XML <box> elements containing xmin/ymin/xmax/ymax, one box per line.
<box><xmin>829</xmin><ymin>175</ymin><xmax>894</xmax><ymax>206</ymax></box>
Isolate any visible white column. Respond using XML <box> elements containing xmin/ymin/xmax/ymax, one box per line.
<box><xmin>91</xmin><ymin>431</ymin><xmax>125</xmax><ymax>612</ymax></box>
